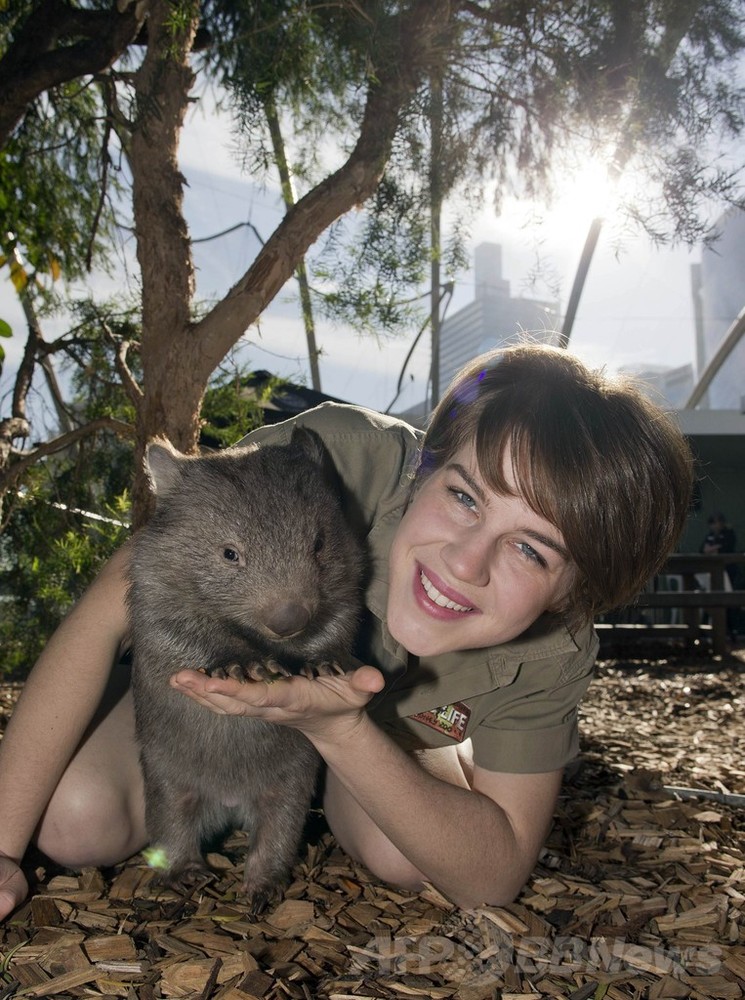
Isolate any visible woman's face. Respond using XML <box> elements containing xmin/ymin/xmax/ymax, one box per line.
<box><xmin>386</xmin><ymin>443</ymin><xmax>576</xmax><ymax>656</ymax></box>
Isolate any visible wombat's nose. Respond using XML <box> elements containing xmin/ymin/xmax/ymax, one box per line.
<box><xmin>264</xmin><ymin>601</ymin><xmax>312</xmax><ymax>638</ymax></box>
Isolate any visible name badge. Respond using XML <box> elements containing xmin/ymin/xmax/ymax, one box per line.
<box><xmin>409</xmin><ymin>702</ymin><xmax>471</xmax><ymax>743</ymax></box>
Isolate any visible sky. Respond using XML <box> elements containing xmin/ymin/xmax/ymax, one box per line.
<box><xmin>0</xmin><ymin>83</ymin><xmax>732</xmax><ymax>423</ymax></box>
<box><xmin>172</xmin><ymin>99</ymin><xmax>704</xmax><ymax>415</ymax></box>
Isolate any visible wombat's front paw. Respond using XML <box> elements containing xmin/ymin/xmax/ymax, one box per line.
<box><xmin>241</xmin><ymin>879</ymin><xmax>283</xmax><ymax>918</ymax></box>
<box><xmin>300</xmin><ymin>660</ymin><xmax>346</xmax><ymax>679</ymax></box>
<box><xmin>245</xmin><ymin>659</ymin><xmax>292</xmax><ymax>683</ymax></box>
<box><xmin>247</xmin><ymin>889</ymin><xmax>272</xmax><ymax>918</ymax></box>
<box><xmin>209</xmin><ymin>661</ymin><xmax>290</xmax><ymax>683</ymax></box>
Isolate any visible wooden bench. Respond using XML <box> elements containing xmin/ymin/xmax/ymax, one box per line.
<box><xmin>596</xmin><ymin>553</ymin><xmax>745</xmax><ymax>655</ymax></box>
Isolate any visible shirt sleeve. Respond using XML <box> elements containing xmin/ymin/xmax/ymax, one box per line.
<box><xmin>470</xmin><ymin>631</ymin><xmax>599</xmax><ymax>774</ymax></box>
<box><xmin>237</xmin><ymin>402</ymin><xmax>422</xmax><ymax>531</ymax></box>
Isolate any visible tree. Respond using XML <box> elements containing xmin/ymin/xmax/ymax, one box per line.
<box><xmin>0</xmin><ymin>302</ymin><xmax>135</xmax><ymax>675</ymax></box>
<box><xmin>0</xmin><ymin>317</ymin><xmax>269</xmax><ymax>678</ymax></box>
<box><xmin>1</xmin><ymin>0</ymin><xmax>744</xmax><ymax>531</ymax></box>
<box><xmin>0</xmin><ymin>2</ymin><xmax>148</xmax><ymax>519</ymax></box>
<box><xmin>0</xmin><ymin>0</ymin><xmax>456</xmax><ymax>523</ymax></box>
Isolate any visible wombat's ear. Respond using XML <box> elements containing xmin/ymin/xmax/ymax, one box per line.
<box><xmin>290</xmin><ymin>426</ymin><xmax>328</xmax><ymax>468</ymax></box>
<box><xmin>145</xmin><ymin>439</ymin><xmax>186</xmax><ymax>498</ymax></box>
<box><xmin>290</xmin><ymin>426</ymin><xmax>343</xmax><ymax>492</ymax></box>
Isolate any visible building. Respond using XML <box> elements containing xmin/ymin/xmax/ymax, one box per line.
<box><xmin>437</xmin><ymin>242</ymin><xmax>560</xmax><ymax>398</ymax></box>
<box><xmin>673</xmin><ymin>408</ymin><xmax>745</xmax><ymax>555</ymax></box>
<box><xmin>618</xmin><ymin>362</ymin><xmax>695</xmax><ymax>410</ymax></box>
<box><xmin>691</xmin><ymin>207</ymin><xmax>745</xmax><ymax>410</ymax></box>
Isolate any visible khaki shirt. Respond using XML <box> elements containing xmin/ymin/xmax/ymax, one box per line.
<box><xmin>243</xmin><ymin>402</ymin><xmax>598</xmax><ymax>773</ymax></box>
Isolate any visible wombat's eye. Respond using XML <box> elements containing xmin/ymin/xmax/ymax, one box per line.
<box><xmin>313</xmin><ymin>530</ymin><xmax>325</xmax><ymax>555</ymax></box>
<box><xmin>223</xmin><ymin>547</ymin><xmax>241</xmax><ymax>564</ymax></box>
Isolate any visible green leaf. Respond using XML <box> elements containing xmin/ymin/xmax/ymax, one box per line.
<box><xmin>0</xmin><ymin>318</ymin><xmax>12</xmax><ymax>337</ymax></box>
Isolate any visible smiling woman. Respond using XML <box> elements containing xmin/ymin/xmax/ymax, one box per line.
<box><xmin>419</xmin><ymin>347</ymin><xmax>693</xmax><ymax>629</ymax></box>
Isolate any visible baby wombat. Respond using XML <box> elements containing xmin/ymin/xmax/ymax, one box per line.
<box><xmin>127</xmin><ymin>426</ymin><xmax>364</xmax><ymax>908</ymax></box>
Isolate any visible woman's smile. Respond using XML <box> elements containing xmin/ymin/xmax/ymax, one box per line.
<box><xmin>417</xmin><ymin>565</ymin><xmax>477</xmax><ymax>616</ymax></box>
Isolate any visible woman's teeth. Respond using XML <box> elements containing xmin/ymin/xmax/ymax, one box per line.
<box><xmin>420</xmin><ymin>571</ymin><xmax>473</xmax><ymax>613</ymax></box>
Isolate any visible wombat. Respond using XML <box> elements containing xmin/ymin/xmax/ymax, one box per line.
<box><xmin>127</xmin><ymin>426</ymin><xmax>364</xmax><ymax>908</ymax></box>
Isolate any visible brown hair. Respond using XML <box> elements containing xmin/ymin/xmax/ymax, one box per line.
<box><xmin>418</xmin><ymin>344</ymin><xmax>694</xmax><ymax>632</ymax></box>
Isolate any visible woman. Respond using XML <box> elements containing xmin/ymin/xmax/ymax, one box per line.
<box><xmin>0</xmin><ymin>345</ymin><xmax>693</xmax><ymax>915</ymax></box>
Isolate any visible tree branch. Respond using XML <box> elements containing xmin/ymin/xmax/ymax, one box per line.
<box><xmin>101</xmin><ymin>319</ymin><xmax>144</xmax><ymax>410</ymax></box>
<box><xmin>193</xmin><ymin>0</ymin><xmax>453</xmax><ymax>375</ymax></box>
<box><xmin>0</xmin><ymin>0</ymin><xmax>150</xmax><ymax>146</ymax></box>
<box><xmin>1</xmin><ymin>417</ymin><xmax>134</xmax><ymax>495</ymax></box>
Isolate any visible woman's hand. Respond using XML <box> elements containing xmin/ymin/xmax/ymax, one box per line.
<box><xmin>169</xmin><ymin>665</ymin><xmax>385</xmax><ymax>744</ymax></box>
<box><xmin>0</xmin><ymin>855</ymin><xmax>28</xmax><ymax>921</ymax></box>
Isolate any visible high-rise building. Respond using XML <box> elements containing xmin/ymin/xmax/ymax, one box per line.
<box><xmin>437</xmin><ymin>242</ymin><xmax>560</xmax><ymax>398</ymax></box>
<box><xmin>618</xmin><ymin>362</ymin><xmax>695</xmax><ymax>409</ymax></box>
<box><xmin>692</xmin><ymin>207</ymin><xmax>745</xmax><ymax>410</ymax></box>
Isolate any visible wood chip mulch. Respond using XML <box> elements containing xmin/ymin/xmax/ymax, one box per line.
<box><xmin>1</xmin><ymin>643</ymin><xmax>743</xmax><ymax>1000</ymax></box>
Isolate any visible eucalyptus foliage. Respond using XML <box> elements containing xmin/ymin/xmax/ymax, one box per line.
<box><xmin>0</xmin><ymin>0</ymin><xmax>744</xmax><ymax>516</ymax></box>
<box><xmin>0</xmin><ymin>82</ymin><xmax>119</xmax><ymax>288</ymax></box>
<box><xmin>2</xmin><ymin>1</ymin><xmax>744</xmax><ymax>340</ymax></box>
<box><xmin>0</xmin><ymin>306</ymin><xmax>275</xmax><ymax>678</ymax></box>
<box><xmin>309</xmin><ymin>0</ymin><xmax>745</xmax><ymax>331</ymax></box>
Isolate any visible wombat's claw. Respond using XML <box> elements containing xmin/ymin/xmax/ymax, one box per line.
<box><xmin>154</xmin><ymin>863</ymin><xmax>214</xmax><ymax>893</ymax></box>
<box><xmin>244</xmin><ymin>660</ymin><xmax>290</xmax><ymax>683</ymax></box>
<box><xmin>247</xmin><ymin>890</ymin><xmax>270</xmax><ymax>918</ymax></box>
<box><xmin>225</xmin><ymin>662</ymin><xmax>254</xmax><ymax>681</ymax></box>
<box><xmin>298</xmin><ymin>661</ymin><xmax>339</xmax><ymax>679</ymax></box>
<box><xmin>309</xmin><ymin>660</ymin><xmax>346</xmax><ymax>678</ymax></box>
<box><xmin>206</xmin><ymin>663</ymin><xmax>249</xmax><ymax>680</ymax></box>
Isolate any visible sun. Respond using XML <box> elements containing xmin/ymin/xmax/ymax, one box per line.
<box><xmin>540</xmin><ymin>141</ymin><xmax>652</xmax><ymax>237</ymax></box>
<box><xmin>481</xmin><ymin>161</ymin><xmax>618</xmax><ymax>260</ymax></box>
<box><xmin>475</xmin><ymin>139</ymin><xmax>651</xmax><ymax>268</ymax></box>
<box><xmin>550</xmin><ymin>160</ymin><xmax>619</xmax><ymax>225</ymax></box>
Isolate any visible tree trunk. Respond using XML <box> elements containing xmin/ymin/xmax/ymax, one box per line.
<box><xmin>429</xmin><ymin>69</ymin><xmax>444</xmax><ymax>408</ymax></box>
<box><xmin>264</xmin><ymin>94</ymin><xmax>322</xmax><ymax>392</ymax></box>
<box><xmin>128</xmin><ymin>0</ymin><xmax>200</xmax><ymax>521</ymax></box>
<box><xmin>127</xmin><ymin>0</ymin><xmax>452</xmax><ymax>526</ymax></box>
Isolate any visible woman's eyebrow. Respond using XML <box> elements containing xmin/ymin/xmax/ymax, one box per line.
<box><xmin>449</xmin><ymin>463</ymin><xmax>487</xmax><ymax>502</ymax></box>
<box><xmin>450</xmin><ymin>463</ymin><xmax>571</xmax><ymax>562</ymax></box>
<box><xmin>524</xmin><ymin>529</ymin><xmax>571</xmax><ymax>562</ymax></box>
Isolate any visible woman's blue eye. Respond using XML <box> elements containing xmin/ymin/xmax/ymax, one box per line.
<box><xmin>449</xmin><ymin>487</ymin><xmax>477</xmax><ymax>510</ymax></box>
<box><xmin>518</xmin><ymin>542</ymin><xmax>546</xmax><ymax>567</ymax></box>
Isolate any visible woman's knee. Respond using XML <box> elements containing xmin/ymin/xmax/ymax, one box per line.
<box><xmin>36</xmin><ymin>773</ymin><xmax>146</xmax><ymax>868</ymax></box>
<box><xmin>35</xmin><ymin>673</ymin><xmax>147</xmax><ymax>868</ymax></box>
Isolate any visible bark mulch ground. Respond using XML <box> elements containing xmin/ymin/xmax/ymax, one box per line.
<box><xmin>0</xmin><ymin>643</ymin><xmax>743</xmax><ymax>1000</ymax></box>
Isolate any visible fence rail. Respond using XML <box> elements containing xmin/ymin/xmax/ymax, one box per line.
<box><xmin>596</xmin><ymin>553</ymin><xmax>745</xmax><ymax>655</ymax></box>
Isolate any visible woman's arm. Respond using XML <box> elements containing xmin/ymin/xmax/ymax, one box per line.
<box><xmin>0</xmin><ymin>542</ymin><xmax>132</xmax><ymax>915</ymax></box>
<box><xmin>170</xmin><ymin>668</ymin><xmax>561</xmax><ymax>909</ymax></box>
<box><xmin>318</xmin><ymin>718</ymin><xmax>561</xmax><ymax>908</ymax></box>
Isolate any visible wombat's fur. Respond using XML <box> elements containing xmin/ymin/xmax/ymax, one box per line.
<box><xmin>128</xmin><ymin>427</ymin><xmax>364</xmax><ymax>908</ymax></box>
